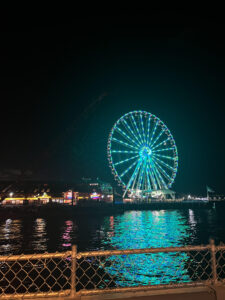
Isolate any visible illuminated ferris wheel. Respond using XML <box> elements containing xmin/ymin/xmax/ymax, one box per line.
<box><xmin>107</xmin><ymin>111</ymin><xmax>178</xmax><ymax>198</ymax></box>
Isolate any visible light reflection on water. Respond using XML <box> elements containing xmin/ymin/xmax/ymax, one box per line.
<box><xmin>101</xmin><ymin>210</ymin><xmax>190</xmax><ymax>249</ymax></box>
<box><xmin>61</xmin><ymin>220</ymin><xmax>74</xmax><ymax>248</ymax></box>
<box><xmin>100</xmin><ymin>210</ymin><xmax>191</xmax><ymax>285</ymax></box>
<box><xmin>0</xmin><ymin>208</ymin><xmax>223</xmax><ymax>254</ymax></box>
<box><xmin>32</xmin><ymin>218</ymin><xmax>47</xmax><ymax>252</ymax></box>
<box><xmin>0</xmin><ymin>219</ymin><xmax>22</xmax><ymax>254</ymax></box>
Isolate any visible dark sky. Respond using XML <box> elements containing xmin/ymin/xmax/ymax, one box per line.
<box><xmin>0</xmin><ymin>11</ymin><xmax>225</xmax><ymax>194</ymax></box>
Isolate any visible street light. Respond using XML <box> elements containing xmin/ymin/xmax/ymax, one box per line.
<box><xmin>9</xmin><ymin>192</ymin><xmax>13</xmax><ymax>197</ymax></box>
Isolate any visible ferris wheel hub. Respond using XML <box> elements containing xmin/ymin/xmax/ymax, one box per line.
<box><xmin>139</xmin><ymin>146</ymin><xmax>152</xmax><ymax>158</ymax></box>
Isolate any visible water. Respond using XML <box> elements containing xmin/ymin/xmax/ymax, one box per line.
<box><xmin>0</xmin><ymin>207</ymin><xmax>225</xmax><ymax>255</ymax></box>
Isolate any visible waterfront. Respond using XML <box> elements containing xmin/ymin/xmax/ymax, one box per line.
<box><xmin>0</xmin><ymin>206</ymin><xmax>225</xmax><ymax>255</ymax></box>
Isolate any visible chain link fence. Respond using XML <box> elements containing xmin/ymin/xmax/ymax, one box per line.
<box><xmin>0</xmin><ymin>240</ymin><xmax>224</xmax><ymax>298</ymax></box>
<box><xmin>216</xmin><ymin>245</ymin><xmax>225</xmax><ymax>284</ymax></box>
<box><xmin>76</xmin><ymin>248</ymin><xmax>212</xmax><ymax>290</ymax></box>
<box><xmin>0</xmin><ymin>251</ymin><xmax>72</xmax><ymax>298</ymax></box>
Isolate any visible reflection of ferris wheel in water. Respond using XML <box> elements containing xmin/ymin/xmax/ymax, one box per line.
<box><xmin>107</xmin><ymin>111</ymin><xmax>178</xmax><ymax>198</ymax></box>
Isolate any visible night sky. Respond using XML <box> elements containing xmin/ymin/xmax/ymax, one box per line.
<box><xmin>1</xmin><ymin>12</ymin><xmax>225</xmax><ymax>194</ymax></box>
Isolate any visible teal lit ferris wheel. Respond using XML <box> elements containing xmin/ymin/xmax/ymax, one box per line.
<box><xmin>107</xmin><ymin>111</ymin><xmax>178</xmax><ymax>198</ymax></box>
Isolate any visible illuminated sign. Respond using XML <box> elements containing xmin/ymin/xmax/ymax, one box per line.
<box><xmin>65</xmin><ymin>191</ymin><xmax>72</xmax><ymax>200</ymax></box>
<box><xmin>90</xmin><ymin>192</ymin><xmax>101</xmax><ymax>199</ymax></box>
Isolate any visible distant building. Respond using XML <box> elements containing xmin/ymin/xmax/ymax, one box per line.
<box><xmin>0</xmin><ymin>179</ymin><xmax>113</xmax><ymax>206</ymax></box>
<box><xmin>0</xmin><ymin>182</ymin><xmax>62</xmax><ymax>205</ymax></box>
<box><xmin>208</xmin><ymin>194</ymin><xmax>225</xmax><ymax>201</ymax></box>
<box><xmin>1</xmin><ymin>193</ymin><xmax>52</xmax><ymax>205</ymax></box>
<box><xmin>63</xmin><ymin>178</ymin><xmax>114</xmax><ymax>205</ymax></box>
<box><xmin>87</xmin><ymin>178</ymin><xmax>113</xmax><ymax>202</ymax></box>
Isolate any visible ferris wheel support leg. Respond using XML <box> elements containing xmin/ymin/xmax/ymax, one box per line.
<box><xmin>123</xmin><ymin>189</ymin><xmax>128</xmax><ymax>199</ymax></box>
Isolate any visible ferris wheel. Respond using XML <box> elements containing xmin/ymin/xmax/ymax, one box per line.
<box><xmin>107</xmin><ymin>111</ymin><xmax>178</xmax><ymax>198</ymax></box>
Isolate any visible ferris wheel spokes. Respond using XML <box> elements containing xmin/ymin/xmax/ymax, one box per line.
<box><xmin>152</xmin><ymin>155</ymin><xmax>175</xmax><ymax>172</ymax></box>
<box><xmin>139</xmin><ymin>114</ymin><xmax>146</xmax><ymax>144</ymax></box>
<box><xmin>115</xmin><ymin>127</ymin><xmax>141</xmax><ymax>148</ymax></box>
<box><xmin>145</xmin><ymin>163</ymin><xmax>152</xmax><ymax>191</ymax></box>
<box><xmin>152</xmin><ymin>159</ymin><xmax>171</xmax><ymax>181</ymax></box>
<box><xmin>151</xmin><ymin>137</ymin><xmax>170</xmax><ymax>151</ymax></box>
<box><xmin>154</xmin><ymin>170</ymin><xmax>167</xmax><ymax>189</ymax></box>
<box><xmin>153</xmin><ymin>147</ymin><xmax>175</xmax><ymax>153</ymax></box>
<box><xmin>153</xmin><ymin>153</ymin><xmax>176</xmax><ymax>161</ymax></box>
<box><xmin>148</xmin><ymin>157</ymin><xmax>162</xmax><ymax>190</ymax></box>
<box><xmin>123</xmin><ymin>159</ymin><xmax>142</xmax><ymax>197</ymax></box>
<box><xmin>146</xmin><ymin>159</ymin><xmax>158</xmax><ymax>190</ymax></box>
<box><xmin>149</xmin><ymin>120</ymin><xmax>159</xmax><ymax>147</ymax></box>
<box><xmin>121</xmin><ymin>119</ymin><xmax>142</xmax><ymax>147</ymax></box>
<box><xmin>150</xmin><ymin>129</ymin><xmax>165</xmax><ymax>148</ymax></box>
<box><xmin>130</xmin><ymin>114</ymin><xmax>144</xmax><ymax>145</ymax></box>
<box><xmin>111</xmin><ymin>137</ymin><xmax>139</xmax><ymax>150</ymax></box>
<box><xmin>137</xmin><ymin>160</ymin><xmax>146</xmax><ymax>191</ymax></box>
<box><xmin>120</xmin><ymin>158</ymin><xmax>140</xmax><ymax>178</ymax></box>
<box><xmin>124</xmin><ymin>160</ymin><xmax>144</xmax><ymax>198</ymax></box>
<box><xmin>145</xmin><ymin>114</ymin><xmax>151</xmax><ymax>144</ymax></box>
<box><xmin>111</xmin><ymin>150</ymin><xmax>139</xmax><ymax>154</ymax></box>
<box><xmin>143</xmin><ymin>160</ymin><xmax>150</xmax><ymax>191</ymax></box>
<box><xmin>114</xmin><ymin>154</ymin><xmax>140</xmax><ymax>166</ymax></box>
<box><xmin>151</xmin><ymin>159</ymin><xmax>168</xmax><ymax>189</ymax></box>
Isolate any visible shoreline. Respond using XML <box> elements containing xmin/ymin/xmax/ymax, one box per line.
<box><xmin>0</xmin><ymin>201</ymin><xmax>222</xmax><ymax>218</ymax></box>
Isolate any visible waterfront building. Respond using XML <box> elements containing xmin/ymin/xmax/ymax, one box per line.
<box><xmin>78</xmin><ymin>178</ymin><xmax>113</xmax><ymax>203</ymax></box>
<box><xmin>62</xmin><ymin>178</ymin><xmax>114</xmax><ymax>205</ymax></box>
<box><xmin>0</xmin><ymin>182</ymin><xmax>55</xmax><ymax>205</ymax></box>
<box><xmin>0</xmin><ymin>179</ymin><xmax>114</xmax><ymax>206</ymax></box>
<box><xmin>1</xmin><ymin>193</ymin><xmax>52</xmax><ymax>205</ymax></box>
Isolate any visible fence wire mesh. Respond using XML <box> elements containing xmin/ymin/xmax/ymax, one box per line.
<box><xmin>76</xmin><ymin>248</ymin><xmax>213</xmax><ymax>291</ymax></box>
<box><xmin>0</xmin><ymin>242</ymin><xmax>224</xmax><ymax>298</ymax></box>
<box><xmin>216</xmin><ymin>245</ymin><xmax>225</xmax><ymax>283</ymax></box>
<box><xmin>0</xmin><ymin>252</ymin><xmax>71</xmax><ymax>297</ymax></box>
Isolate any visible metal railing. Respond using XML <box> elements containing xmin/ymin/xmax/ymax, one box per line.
<box><xmin>0</xmin><ymin>240</ymin><xmax>224</xmax><ymax>298</ymax></box>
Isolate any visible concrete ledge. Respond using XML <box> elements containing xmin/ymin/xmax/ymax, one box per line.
<box><xmin>212</xmin><ymin>285</ymin><xmax>225</xmax><ymax>300</ymax></box>
<box><xmin>12</xmin><ymin>285</ymin><xmax>225</xmax><ymax>300</ymax></box>
<box><xmin>75</xmin><ymin>286</ymin><xmax>218</xmax><ymax>300</ymax></box>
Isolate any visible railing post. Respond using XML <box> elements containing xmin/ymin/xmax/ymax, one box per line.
<box><xmin>70</xmin><ymin>245</ymin><xmax>77</xmax><ymax>298</ymax></box>
<box><xmin>209</xmin><ymin>239</ymin><xmax>217</xmax><ymax>285</ymax></box>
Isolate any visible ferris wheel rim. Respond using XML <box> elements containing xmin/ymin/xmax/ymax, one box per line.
<box><xmin>107</xmin><ymin>110</ymin><xmax>178</xmax><ymax>194</ymax></box>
